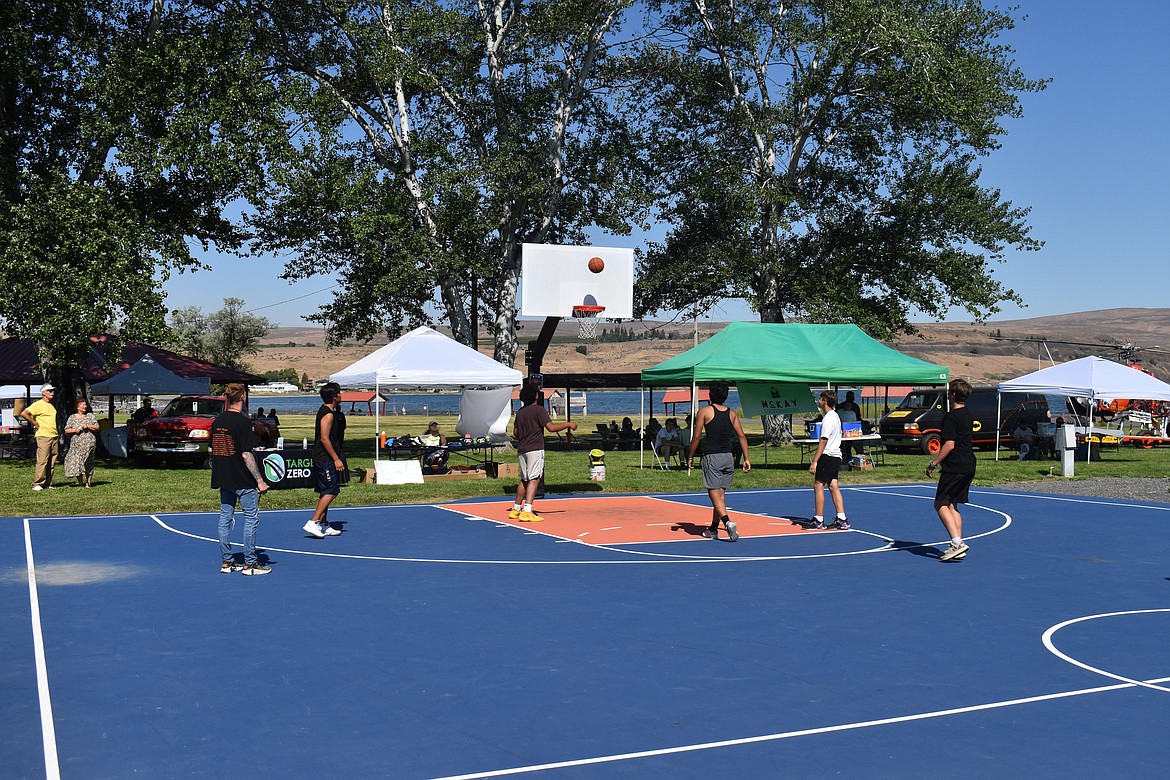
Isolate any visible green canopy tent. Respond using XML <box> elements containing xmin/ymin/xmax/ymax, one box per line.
<box><xmin>641</xmin><ymin>322</ymin><xmax>948</xmax><ymax>386</ymax></box>
<box><xmin>640</xmin><ymin>323</ymin><xmax>949</xmax><ymax>465</ymax></box>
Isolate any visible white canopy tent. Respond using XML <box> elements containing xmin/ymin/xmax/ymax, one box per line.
<box><xmin>996</xmin><ymin>355</ymin><xmax>1170</xmax><ymax>461</ymax></box>
<box><xmin>330</xmin><ymin>326</ymin><xmax>523</xmax><ymax>456</ymax></box>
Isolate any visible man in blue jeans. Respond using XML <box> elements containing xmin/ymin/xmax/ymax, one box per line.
<box><xmin>211</xmin><ymin>383</ymin><xmax>271</xmax><ymax>575</ymax></box>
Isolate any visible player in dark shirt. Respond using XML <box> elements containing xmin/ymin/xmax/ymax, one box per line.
<box><xmin>211</xmin><ymin>383</ymin><xmax>270</xmax><ymax>575</ymax></box>
<box><xmin>304</xmin><ymin>381</ymin><xmax>348</xmax><ymax>538</ymax></box>
<box><xmin>925</xmin><ymin>379</ymin><xmax>976</xmax><ymax>562</ymax></box>
<box><xmin>509</xmin><ymin>383</ymin><xmax>577</xmax><ymax>522</ymax></box>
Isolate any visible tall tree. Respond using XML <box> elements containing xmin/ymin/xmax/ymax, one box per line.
<box><xmin>634</xmin><ymin>0</ymin><xmax>1045</xmax><ymax>440</ymax></box>
<box><xmin>167</xmin><ymin>298</ymin><xmax>272</xmax><ymax>372</ymax></box>
<box><xmin>635</xmin><ymin>0</ymin><xmax>1044</xmax><ymax>333</ymax></box>
<box><xmin>0</xmin><ymin>1</ymin><xmax>277</xmax><ymax>410</ymax></box>
<box><xmin>235</xmin><ymin>0</ymin><xmax>658</xmax><ymax>365</ymax></box>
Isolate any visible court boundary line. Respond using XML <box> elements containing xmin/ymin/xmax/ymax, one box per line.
<box><xmin>1043</xmin><ymin>608</ymin><xmax>1170</xmax><ymax>693</ymax></box>
<box><xmin>430</xmin><ymin>674</ymin><xmax>1170</xmax><ymax>780</ymax></box>
<box><xmin>23</xmin><ymin>518</ymin><xmax>61</xmax><ymax>780</ymax></box>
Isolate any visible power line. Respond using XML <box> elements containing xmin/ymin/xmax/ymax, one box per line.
<box><xmin>244</xmin><ymin>284</ymin><xmax>338</xmax><ymax>315</ymax></box>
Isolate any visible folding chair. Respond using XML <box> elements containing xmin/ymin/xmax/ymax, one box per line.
<box><xmin>651</xmin><ymin>441</ymin><xmax>685</xmax><ymax>470</ymax></box>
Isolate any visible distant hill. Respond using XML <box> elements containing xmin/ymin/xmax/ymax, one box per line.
<box><xmin>253</xmin><ymin>309</ymin><xmax>1170</xmax><ymax>386</ymax></box>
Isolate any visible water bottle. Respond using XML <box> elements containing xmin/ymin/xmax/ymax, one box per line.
<box><xmin>302</xmin><ymin>437</ymin><xmax>308</xmax><ymax>449</ymax></box>
<box><xmin>276</xmin><ymin>437</ymin><xmax>284</xmax><ymax>450</ymax></box>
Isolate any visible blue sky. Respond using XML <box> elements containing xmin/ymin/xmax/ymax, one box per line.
<box><xmin>166</xmin><ymin>1</ymin><xmax>1169</xmax><ymax>328</ymax></box>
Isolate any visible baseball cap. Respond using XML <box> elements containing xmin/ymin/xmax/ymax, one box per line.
<box><xmin>428</xmin><ymin>420</ymin><xmax>439</xmax><ymax>427</ymax></box>
<box><xmin>42</xmin><ymin>384</ymin><xmax>56</xmax><ymax>392</ymax></box>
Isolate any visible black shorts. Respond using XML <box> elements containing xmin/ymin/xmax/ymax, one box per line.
<box><xmin>935</xmin><ymin>469</ymin><xmax>975</xmax><ymax>506</ymax></box>
<box><xmin>813</xmin><ymin>455</ymin><xmax>842</xmax><ymax>485</ymax></box>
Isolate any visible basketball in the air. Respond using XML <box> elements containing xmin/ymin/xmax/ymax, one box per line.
<box><xmin>263</xmin><ymin>454</ymin><xmax>287</xmax><ymax>483</ymax></box>
<box><xmin>588</xmin><ymin>256</ymin><xmax>605</xmax><ymax>273</ymax></box>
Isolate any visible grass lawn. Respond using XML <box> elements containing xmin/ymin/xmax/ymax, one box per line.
<box><xmin>3</xmin><ymin>412</ymin><xmax>1167</xmax><ymax>517</ymax></box>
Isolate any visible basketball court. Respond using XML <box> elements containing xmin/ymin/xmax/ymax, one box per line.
<box><xmin>4</xmin><ymin>483</ymin><xmax>1169</xmax><ymax>778</ymax></box>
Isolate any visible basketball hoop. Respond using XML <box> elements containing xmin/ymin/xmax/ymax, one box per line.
<box><xmin>571</xmin><ymin>305</ymin><xmax>605</xmax><ymax>339</ymax></box>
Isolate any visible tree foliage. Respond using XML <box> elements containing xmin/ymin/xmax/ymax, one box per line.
<box><xmin>0</xmin><ymin>1</ymin><xmax>279</xmax><ymax>403</ymax></box>
<box><xmin>634</xmin><ymin>0</ymin><xmax>1046</xmax><ymax>338</ymax></box>
<box><xmin>165</xmin><ymin>298</ymin><xmax>272</xmax><ymax>372</ymax></box>
<box><xmin>232</xmin><ymin>0</ymin><xmax>659</xmax><ymax>365</ymax></box>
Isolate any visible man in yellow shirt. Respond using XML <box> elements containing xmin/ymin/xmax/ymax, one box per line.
<box><xmin>21</xmin><ymin>384</ymin><xmax>60</xmax><ymax>490</ymax></box>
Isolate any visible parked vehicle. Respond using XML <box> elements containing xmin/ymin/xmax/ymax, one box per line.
<box><xmin>132</xmin><ymin>395</ymin><xmax>279</xmax><ymax>467</ymax></box>
<box><xmin>878</xmin><ymin>386</ymin><xmax>1049</xmax><ymax>455</ymax></box>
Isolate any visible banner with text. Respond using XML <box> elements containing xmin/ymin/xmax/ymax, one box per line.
<box><xmin>738</xmin><ymin>382</ymin><xmax>818</xmax><ymax>417</ymax></box>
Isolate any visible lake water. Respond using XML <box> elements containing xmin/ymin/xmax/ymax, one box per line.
<box><xmin>252</xmin><ymin>390</ymin><xmax>741</xmax><ymax>419</ymax></box>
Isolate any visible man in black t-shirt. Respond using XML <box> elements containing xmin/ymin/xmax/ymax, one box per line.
<box><xmin>211</xmin><ymin>383</ymin><xmax>270</xmax><ymax>575</ymax></box>
<box><xmin>303</xmin><ymin>381</ymin><xmax>347</xmax><ymax>539</ymax></box>
<box><xmin>925</xmin><ymin>379</ymin><xmax>976</xmax><ymax>562</ymax></box>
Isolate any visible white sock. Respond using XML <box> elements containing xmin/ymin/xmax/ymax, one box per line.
<box><xmin>523</xmin><ymin>504</ymin><xmax>533</xmax><ymax>513</ymax></box>
<box><xmin>951</xmin><ymin>537</ymin><xmax>963</xmax><ymax>546</ymax></box>
<box><xmin>836</xmin><ymin>513</ymin><xmax>847</xmax><ymax>520</ymax></box>
<box><xmin>512</xmin><ymin>504</ymin><xmax>522</xmax><ymax>511</ymax></box>
<box><xmin>813</xmin><ymin>515</ymin><xmax>823</xmax><ymax>523</ymax></box>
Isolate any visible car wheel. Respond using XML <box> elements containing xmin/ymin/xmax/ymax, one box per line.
<box><xmin>921</xmin><ymin>434</ymin><xmax>942</xmax><ymax>456</ymax></box>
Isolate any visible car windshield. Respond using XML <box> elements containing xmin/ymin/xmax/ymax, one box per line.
<box><xmin>160</xmin><ymin>398</ymin><xmax>225</xmax><ymax>417</ymax></box>
<box><xmin>896</xmin><ymin>391</ymin><xmax>945</xmax><ymax>410</ymax></box>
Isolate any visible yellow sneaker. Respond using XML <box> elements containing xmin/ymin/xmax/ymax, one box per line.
<box><xmin>517</xmin><ymin>511</ymin><xmax>542</xmax><ymax>522</ymax></box>
<box><xmin>507</xmin><ymin>508</ymin><xmax>522</xmax><ymax>520</ymax></box>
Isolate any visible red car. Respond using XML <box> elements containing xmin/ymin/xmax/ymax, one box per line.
<box><xmin>132</xmin><ymin>395</ymin><xmax>279</xmax><ymax>467</ymax></box>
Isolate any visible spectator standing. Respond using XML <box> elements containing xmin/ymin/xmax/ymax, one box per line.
<box><xmin>211</xmin><ymin>383</ymin><xmax>270</xmax><ymax>575</ymax></box>
<box><xmin>926</xmin><ymin>379</ymin><xmax>975</xmax><ymax>562</ymax></box>
<box><xmin>808</xmin><ymin>390</ymin><xmax>849</xmax><ymax>530</ymax></box>
<box><xmin>304</xmin><ymin>381</ymin><xmax>348</xmax><ymax>538</ymax></box>
<box><xmin>63</xmin><ymin>398</ymin><xmax>100</xmax><ymax>487</ymax></box>
<box><xmin>510</xmin><ymin>384</ymin><xmax>577</xmax><ymax>522</ymax></box>
<box><xmin>21</xmin><ymin>384</ymin><xmax>59</xmax><ymax>491</ymax></box>
<box><xmin>686</xmin><ymin>380</ymin><xmax>751</xmax><ymax>541</ymax></box>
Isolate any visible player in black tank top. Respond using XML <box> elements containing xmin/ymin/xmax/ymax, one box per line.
<box><xmin>685</xmin><ymin>380</ymin><xmax>751</xmax><ymax>541</ymax></box>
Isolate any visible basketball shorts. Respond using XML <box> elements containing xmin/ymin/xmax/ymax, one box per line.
<box><xmin>519</xmin><ymin>450</ymin><xmax>545</xmax><ymax>482</ymax></box>
<box><xmin>701</xmin><ymin>452</ymin><xmax>734</xmax><ymax>490</ymax></box>
<box><xmin>814</xmin><ymin>454</ymin><xmax>842</xmax><ymax>485</ymax></box>
<box><xmin>935</xmin><ymin>469</ymin><xmax>975</xmax><ymax>506</ymax></box>
<box><xmin>314</xmin><ymin>458</ymin><xmax>349</xmax><ymax>496</ymax></box>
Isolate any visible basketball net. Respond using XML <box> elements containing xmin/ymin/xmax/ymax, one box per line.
<box><xmin>572</xmin><ymin>305</ymin><xmax>605</xmax><ymax>339</ymax></box>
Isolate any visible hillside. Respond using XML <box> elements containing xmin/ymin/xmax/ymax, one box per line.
<box><xmin>251</xmin><ymin>308</ymin><xmax>1170</xmax><ymax>386</ymax></box>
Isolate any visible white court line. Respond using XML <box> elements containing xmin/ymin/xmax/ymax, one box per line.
<box><xmin>972</xmin><ymin>489</ymin><xmax>1170</xmax><ymax>512</ymax></box>
<box><xmin>149</xmin><ymin>514</ymin><xmax>761</xmax><ymax>566</ymax></box>
<box><xmin>1043</xmin><ymin>609</ymin><xmax>1170</xmax><ymax>694</ymax></box>
<box><xmin>431</xmin><ymin>674</ymin><xmax>1170</xmax><ymax>780</ymax></box>
<box><xmin>152</xmin><ymin>487</ymin><xmax>1013</xmax><ymax>564</ymax></box>
<box><xmin>23</xmin><ymin>519</ymin><xmax>61</xmax><ymax>780</ymax></box>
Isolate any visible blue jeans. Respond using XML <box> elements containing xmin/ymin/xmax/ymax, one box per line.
<box><xmin>219</xmin><ymin>487</ymin><xmax>261</xmax><ymax>565</ymax></box>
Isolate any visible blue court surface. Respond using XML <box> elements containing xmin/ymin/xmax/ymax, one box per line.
<box><xmin>3</xmin><ymin>484</ymin><xmax>1169</xmax><ymax>779</ymax></box>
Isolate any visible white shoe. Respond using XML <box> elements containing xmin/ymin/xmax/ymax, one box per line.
<box><xmin>32</xmin><ymin>485</ymin><xmax>43</xmax><ymax>491</ymax></box>
<box><xmin>303</xmin><ymin>520</ymin><xmax>326</xmax><ymax>539</ymax></box>
<box><xmin>940</xmin><ymin>541</ymin><xmax>969</xmax><ymax>562</ymax></box>
<box><xmin>322</xmin><ymin>524</ymin><xmax>341</xmax><ymax>536</ymax></box>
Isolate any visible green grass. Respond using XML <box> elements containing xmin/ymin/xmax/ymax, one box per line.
<box><xmin>3</xmin><ymin>413</ymin><xmax>1166</xmax><ymax>517</ymax></box>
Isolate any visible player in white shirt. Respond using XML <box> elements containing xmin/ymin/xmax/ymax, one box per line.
<box><xmin>808</xmin><ymin>390</ymin><xmax>849</xmax><ymax>531</ymax></box>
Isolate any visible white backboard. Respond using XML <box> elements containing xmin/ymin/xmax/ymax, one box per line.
<box><xmin>521</xmin><ymin>243</ymin><xmax>634</xmax><ymax>319</ymax></box>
